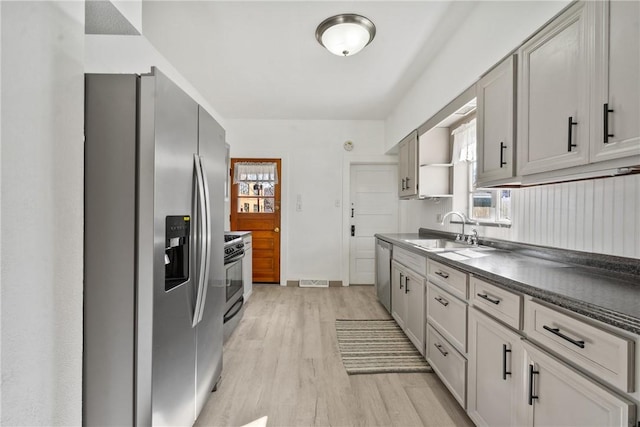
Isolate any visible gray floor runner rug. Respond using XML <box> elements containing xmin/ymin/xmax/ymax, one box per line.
<box><xmin>335</xmin><ymin>319</ymin><xmax>433</xmax><ymax>375</ymax></box>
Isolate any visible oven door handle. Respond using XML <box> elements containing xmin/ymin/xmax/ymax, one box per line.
<box><xmin>223</xmin><ymin>296</ymin><xmax>244</xmax><ymax>324</ymax></box>
<box><xmin>225</xmin><ymin>251</ymin><xmax>245</xmax><ymax>265</ymax></box>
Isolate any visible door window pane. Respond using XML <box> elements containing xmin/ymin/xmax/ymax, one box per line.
<box><xmin>237</xmin><ymin>180</ymin><xmax>275</xmax><ymax>213</ymax></box>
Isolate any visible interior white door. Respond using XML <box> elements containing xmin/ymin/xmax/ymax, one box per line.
<box><xmin>349</xmin><ymin>164</ymin><xmax>398</xmax><ymax>284</ymax></box>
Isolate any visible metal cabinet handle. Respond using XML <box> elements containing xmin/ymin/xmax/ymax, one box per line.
<box><xmin>405</xmin><ymin>177</ymin><xmax>411</xmax><ymax>188</ymax></box>
<box><xmin>542</xmin><ymin>325</ymin><xmax>585</xmax><ymax>349</ymax></box>
<box><xmin>603</xmin><ymin>103</ymin><xmax>614</xmax><ymax>143</ymax></box>
<box><xmin>435</xmin><ymin>271</ymin><xmax>449</xmax><ymax>279</ymax></box>
<box><xmin>528</xmin><ymin>364</ymin><xmax>539</xmax><ymax>405</ymax></box>
<box><xmin>567</xmin><ymin>116</ymin><xmax>578</xmax><ymax>151</ymax></box>
<box><xmin>405</xmin><ymin>276</ymin><xmax>409</xmax><ymax>294</ymax></box>
<box><xmin>401</xmin><ymin>178</ymin><xmax>406</xmax><ymax>191</ymax></box>
<box><xmin>500</xmin><ymin>142</ymin><xmax>507</xmax><ymax>168</ymax></box>
<box><xmin>399</xmin><ymin>273</ymin><xmax>404</xmax><ymax>289</ymax></box>
<box><xmin>502</xmin><ymin>344</ymin><xmax>512</xmax><ymax>380</ymax></box>
<box><xmin>477</xmin><ymin>293</ymin><xmax>500</xmax><ymax>305</ymax></box>
<box><xmin>434</xmin><ymin>296</ymin><xmax>449</xmax><ymax>307</ymax></box>
<box><xmin>434</xmin><ymin>343</ymin><xmax>448</xmax><ymax>357</ymax></box>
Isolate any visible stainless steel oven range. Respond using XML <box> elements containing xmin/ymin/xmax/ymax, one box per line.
<box><xmin>223</xmin><ymin>234</ymin><xmax>245</xmax><ymax>342</ymax></box>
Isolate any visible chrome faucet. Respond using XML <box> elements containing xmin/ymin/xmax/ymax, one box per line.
<box><xmin>441</xmin><ymin>211</ymin><xmax>476</xmax><ymax>242</ymax></box>
<box><xmin>441</xmin><ymin>211</ymin><xmax>467</xmax><ymax>240</ymax></box>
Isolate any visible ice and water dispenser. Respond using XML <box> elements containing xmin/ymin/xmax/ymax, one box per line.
<box><xmin>165</xmin><ymin>216</ymin><xmax>190</xmax><ymax>291</ymax></box>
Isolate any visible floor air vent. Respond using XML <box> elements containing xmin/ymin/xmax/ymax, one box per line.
<box><xmin>299</xmin><ymin>279</ymin><xmax>329</xmax><ymax>288</ymax></box>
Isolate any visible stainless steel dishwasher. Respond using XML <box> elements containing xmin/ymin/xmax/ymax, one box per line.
<box><xmin>375</xmin><ymin>238</ymin><xmax>392</xmax><ymax>313</ymax></box>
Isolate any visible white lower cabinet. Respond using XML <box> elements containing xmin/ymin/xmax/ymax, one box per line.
<box><xmin>242</xmin><ymin>234</ymin><xmax>253</xmax><ymax>300</ymax></box>
<box><xmin>405</xmin><ymin>271</ymin><xmax>425</xmax><ymax>354</ymax></box>
<box><xmin>427</xmin><ymin>281</ymin><xmax>467</xmax><ymax>353</ymax></box>
<box><xmin>467</xmin><ymin>288</ymin><xmax>637</xmax><ymax>427</ymax></box>
<box><xmin>522</xmin><ymin>341</ymin><xmax>635</xmax><ymax>427</ymax></box>
<box><xmin>391</xmin><ymin>260</ymin><xmax>425</xmax><ymax>355</ymax></box>
<box><xmin>467</xmin><ymin>308</ymin><xmax>523</xmax><ymax>427</ymax></box>
<box><xmin>427</xmin><ymin>324</ymin><xmax>467</xmax><ymax>408</ymax></box>
<box><xmin>391</xmin><ymin>261</ymin><xmax>407</xmax><ymax>330</ymax></box>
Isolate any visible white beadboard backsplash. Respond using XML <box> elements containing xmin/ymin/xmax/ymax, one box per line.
<box><xmin>400</xmin><ymin>174</ymin><xmax>640</xmax><ymax>259</ymax></box>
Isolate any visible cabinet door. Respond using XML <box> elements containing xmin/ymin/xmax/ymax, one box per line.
<box><xmin>404</xmin><ymin>271</ymin><xmax>425</xmax><ymax>355</ymax></box>
<box><xmin>467</xmin><ymin>308</ymin><xmax>522</xmax><ymax>427</ymax></box>
<box><xmin>522</xmin><ymin>341</ymin><xmax>635</xmax><ymax>427</ymax></box>
<box><xmin>398</xmin><ymin>131</ymin><xmax>418</xmax><ymax>198</ymax></box>
<box><xmin>391</xmin><ymin>262</ymin><xmax>407</xmax><ymax>329</ymax></box>
<box><xmin>518</xmin><ymin>2</ymin><xmax>591</xmax><ymax>175</ymax></box>
<box><xmin>591</xmin><ymin>0</ymin><xmax>640</xmax><ymax>162</ymax></box>
<box><xmin>406</xmin><ymin>133</ymin><xmax>417</xmax><ymax>196</ymax></box>
<box><xmin>398</xmin><ymin>140</ymin><xmax>409</xmax><ymax>195</ymax></box>
<box><xmin>477</xmin><ymin>55</ymin><xmax>516</xmax><ymax>185</ymax></box>
<box><xmin>243</xmin><ymin>235</ymin><xmax>253</xmax><ymax>299</ymax></box>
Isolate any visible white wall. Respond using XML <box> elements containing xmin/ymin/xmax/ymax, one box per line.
<box><xmin>112</xmin><ymin>0</ymin><xmax>142</xmax><ymax>34</ymax></box>
<box><xmin>385</xmin><ymin>0</ymin><xmax>570</xmax><ymax>152</ymax></box>
<box><xmin>226</xmin><ymin>119</ymin><xmax>390</xmax><ymax>284</ymax></box>
<box><xmin>1</xmin><ymin>2</ymin><xmax>84</xmax><ymax>425</ymax></box>
<box><xmin>85</xmin><ymin>34</ymin><xmax>226</xmax><ymax>129</ymax></box>
<box><xmin>401</xmin><ymin>174</ymin><xmax>640</xmax><ymax>259</ymax></box>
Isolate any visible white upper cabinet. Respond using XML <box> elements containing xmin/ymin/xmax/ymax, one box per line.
<box><xmin>476</xmin><ymin>55</ymin><xmax>517</xmax><ymax>186</ymax></box>
<box><xmin>591</xmin><ymin>0</ymin><xmax>640</xmax><ymax>162</ymax></box>
<box><xmin>398</xmin><ymin>131</ymin><xmax>418</xmax><ymax>198</ymax></box>
<box><xmin>518</xmin><ymin>1</ymin><xmax>591</xmax><ymax>176</ymax></box>
<box><xmin>517</xmin><ymin>0</ymin><xmax>640</xmax><ymax>181</ymax></box>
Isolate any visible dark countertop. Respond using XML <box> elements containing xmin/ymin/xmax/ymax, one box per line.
<box><xmin>376</xmin><ymin>231</ymin><xmax>640</xmax><ymax>335</ymax></box>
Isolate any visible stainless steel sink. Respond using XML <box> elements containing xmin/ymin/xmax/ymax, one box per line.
<box><xmin>404</xmin><ymin>239</ymin><xmax>471</xmax><ymax>252</ymax></box>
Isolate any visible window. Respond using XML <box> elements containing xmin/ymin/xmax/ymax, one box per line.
<box><xmin>233</xmin><ymin>162</ymin><xmax>278</xmax><ymax>213</ymax></box>
<box><xmin>452</xmin><ymin>118</ymin><xmax>511</xmax><ymax>225</ymax></box>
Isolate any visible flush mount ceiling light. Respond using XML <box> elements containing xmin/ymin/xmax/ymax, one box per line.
<box><xmin>315</xmin><ymin>14</ymin><xmax>376</xmax><ymax>57</ymax></box>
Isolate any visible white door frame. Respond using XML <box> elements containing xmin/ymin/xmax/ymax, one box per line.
<box><xmin>342</xmin><ymin>156</ymin><xmax>399</xmax><ymax>286</ymax></box>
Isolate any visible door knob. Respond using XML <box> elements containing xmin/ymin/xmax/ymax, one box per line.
<box><xmin>274</xmin><ymin>227</ymin><xmax>280</xmax><ymax>233</ymax></box>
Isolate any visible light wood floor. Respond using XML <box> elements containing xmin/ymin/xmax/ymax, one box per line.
<box><xmin>195</xmin><ymin>285</ymin><xmax>474</xmax><ymax>427</ymax></box>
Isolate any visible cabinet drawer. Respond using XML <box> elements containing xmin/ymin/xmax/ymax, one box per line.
<box><xmin>428</xmin><ymin>259</ymin><xmax>468</xmax><ymax>300</ymax></box>
<box><xmin>524</xmin><ymin>300</ymin><xmax>634</xmax><ymax>392</ymax></box>
<box><xmin>426</xmin><ymin>324</ymin><xmax>467</xmax><ymax>409</ymax></box>
<box><xmin>470</xmin><ymin>276</ymin><xmax>522</xmax><ymax>330</ymax></box>
<box><xmin>394</xmin><ymin>246</ymin><xmax>426</xmax><ymax>276</ymax></box>
<box><xmin>427</xmin><ymin>282</ymin><xmax>467</xmax><ymax>353</ymax></box>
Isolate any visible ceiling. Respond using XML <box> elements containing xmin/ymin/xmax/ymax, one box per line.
<box><xmin>141</xmin><ymin>1</ymin><xmax>478</xmax><ymax>121</ymax></box>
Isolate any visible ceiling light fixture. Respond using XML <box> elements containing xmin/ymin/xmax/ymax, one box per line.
<box><xmin>315</xmin><ymin>14</ymin><xmax>376</xmax><ymax>57</ymax></box>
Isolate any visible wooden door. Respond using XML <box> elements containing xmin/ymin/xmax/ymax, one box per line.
<box><xmin>349</xmin><ymin>164</ymin><xmax>398</xmax><ymax>285</ymax></box>
<box><xmin>517</xmin><ymin>2</ymin><xmax>590</xmax><ymax>176</ymax></box>
<box><xmin>230</xmin><ymin>159</ymin><xmax>281</xmax><ymax>283</ymax></box>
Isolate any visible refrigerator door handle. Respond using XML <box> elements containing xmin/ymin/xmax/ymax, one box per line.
<box><xmin>192</xmin><ymin>154</ymin><xmax>208</xmax><ymax>327</ymax></box>
<box><xmin>196</xmin><ymin>156</ymin><xmax>212</xmax><ymax>324</ymax></box>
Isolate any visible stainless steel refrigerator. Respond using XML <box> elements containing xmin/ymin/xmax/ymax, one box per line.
<box><xmin>84</xmin><ymin>68</ymin><xmax>225</xmax><ymax>426</ymax></box>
